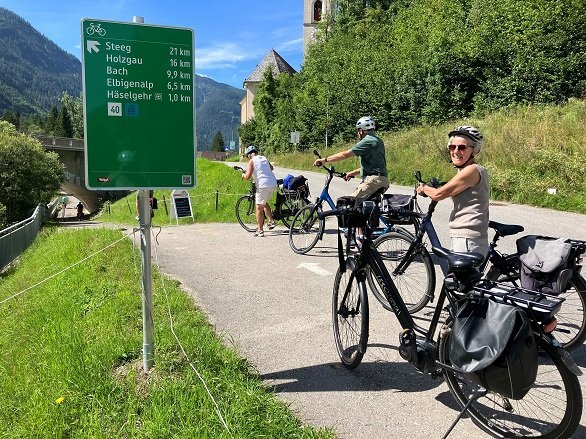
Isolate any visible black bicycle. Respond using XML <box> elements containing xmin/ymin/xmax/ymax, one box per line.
<box><xmin>324</xmin><ymin>174</ymin><xmax>583</xmax><ymax>438</ymax></box>
<box><xmin>234</xmin><ymin>166</ymin><xmax>310</xmax><ymax>232</ymax></box>
<box><xmin>379</xmin><ymin>188</ymin><xmax>586</xmax><ymax>350</ymax></box>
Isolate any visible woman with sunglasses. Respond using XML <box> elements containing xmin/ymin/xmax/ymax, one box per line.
<box><xmin>416</xmin><ymin>126</ymin><xmax>489</xmax><ymax>257</ymax></box>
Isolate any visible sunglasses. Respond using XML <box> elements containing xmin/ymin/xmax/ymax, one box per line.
<box><xmin>448</xmin><ymin>144</ymin><xmax>470</xmax><ymax>152</ymax></box>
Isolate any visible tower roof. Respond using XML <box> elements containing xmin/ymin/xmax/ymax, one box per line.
<box><xmin>244</xmin><ymin>49</ymin><xmax>297</xmax><ymax>85</ymax></box>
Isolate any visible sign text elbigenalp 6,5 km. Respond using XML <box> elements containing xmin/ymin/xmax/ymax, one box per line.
<box><xmin>81</xmin><ymin>19</ymin><xmax>196</xmax><ymax>189</ymax></box>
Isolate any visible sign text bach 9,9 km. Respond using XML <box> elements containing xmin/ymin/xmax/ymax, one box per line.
<box><xmin>81</xmin><ymin>19</ymin><xmax>196</xmax><ymax>190</ymax></box>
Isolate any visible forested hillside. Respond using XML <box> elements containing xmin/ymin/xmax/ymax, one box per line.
<box><xmin>0</xmin><ymin>7</ymin><xmax>81</xmax><ymax>114</ymax></box>
<box><xmin>242</xmin><ymin>0</ymin><xmax>586</xmax><ymax>152</ymax></box>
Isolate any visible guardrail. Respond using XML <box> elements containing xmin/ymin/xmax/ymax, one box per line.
<box><xmin>36</xmin><ymin>135</ymin><xmax>84</xmax><ymax>150</ymax></box>
<box><xmin>0</xmin><ymin>203</ymin><xmax>54</xmax><ymax>272</ymax></box>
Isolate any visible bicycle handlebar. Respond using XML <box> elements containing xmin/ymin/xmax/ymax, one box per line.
<box><xmin>313</xmin><ymin>150</ymin><xmax>352</xmax><ymax>179</ymax></box>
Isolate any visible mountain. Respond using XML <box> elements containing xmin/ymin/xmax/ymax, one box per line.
<box><xmin>0</xmin><ymin>7</ymin><xmax>245</xmax><ymax>150</ymax></box>
<box><xmin>0</xmin><ymin>7</ymin><xmax>81</xmax><ymax>114</ymax></box>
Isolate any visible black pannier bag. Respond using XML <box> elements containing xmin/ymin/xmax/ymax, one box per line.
<box><xmin>292</xmin><ymin>175</ymin><xmax>309</xmax><ymax>198</ymax></box>
<box><xmin>380</xmin><ymin>194</ymin><xmax>414</xmax><ymax>224</ymax></box>
<box><xmin>449</xmin><ymin>298</ymin><xmax>538</xmax><ymax>400</ymax></box>
<box><xmin>516</xmin><ymin>235</ymin><xmax>573</xmax><ymax>295</ymax></box>
<box><xmin>336</xmin><ymin>196</ymin><xmax>378</xmax><ymax>229</ymax></box>
<box><xmin>289</xmin><ymin>175</ymin><xmax>307</xmax><ymax>191</ymax></box>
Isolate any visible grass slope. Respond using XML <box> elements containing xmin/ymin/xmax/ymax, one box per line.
<box><xmin>0</xmin><ymin>227</ymin><xmax>334</xmax><ymax>438</ymax></box>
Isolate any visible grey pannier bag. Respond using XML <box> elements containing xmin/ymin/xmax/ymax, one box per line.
<box><xmin>516</xmin><ymin>235</ymin><xmax>573</xmax><ymax>295</ymax></box>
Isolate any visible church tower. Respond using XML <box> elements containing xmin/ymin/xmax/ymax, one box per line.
<box><xmin>303</xmin><ymin>0</ymin><xmax>333</xmax><ymax>61</ymax></box>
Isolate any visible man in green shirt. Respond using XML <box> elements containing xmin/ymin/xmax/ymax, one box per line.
<box><xmin>313</xmin><ymin>116</ymin><xmax>389</xmax><ymax>198</ymax></box>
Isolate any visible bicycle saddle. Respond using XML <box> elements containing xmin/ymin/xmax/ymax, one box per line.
<box><xmin>488</xmin><ymin>221</ymin><xmax>524</xmax><ymax>237</ymax></box>
<box><xmin>432</xmin><ymin>246</ymin><xmax>485</xmax><ymax>271</ymax></box>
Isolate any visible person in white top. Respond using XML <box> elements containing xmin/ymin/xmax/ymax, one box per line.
<box><xmin>241</xmin><ymin>145</ymin><xmax>278</xmax><ymax>237</ymax></box>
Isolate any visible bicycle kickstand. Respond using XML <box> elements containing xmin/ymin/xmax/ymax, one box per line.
<box><xmin>441</xmin><ymin>387</ymin><xmax>487</xmax><ymax>439</ymax></box>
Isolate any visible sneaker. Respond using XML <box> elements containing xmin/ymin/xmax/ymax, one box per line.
<box><xmin>267</xmin><ymin>221</ymin><xmax>276</xmax><ymax>230</ymax></box>
<box><xmin>253</xmin><ymin>230</ymin><xmax>264</xmax><ymax>237</ymax></box>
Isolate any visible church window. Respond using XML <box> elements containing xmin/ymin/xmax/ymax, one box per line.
<box><xmin>313</xmin><ymin>0</ymin><xmax>322</xmax><ymax>22</ymax></box>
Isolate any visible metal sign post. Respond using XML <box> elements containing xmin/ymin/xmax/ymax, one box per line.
<box><xmin>138</xmin><ymin>188</ymin><xmax>154</xmax><ymax>370</ymax></box>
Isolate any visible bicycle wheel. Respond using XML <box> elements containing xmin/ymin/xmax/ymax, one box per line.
<box><xmin>555</xmin><ymin>273</ymin><xmax>586</xmax><ymax>350</ymax></box>
<box><xmin>278</xmin><ymin>195</ymin><xmax>309</xmax><ymax>229</ymax></box>
<box><xmin>332</xmin><ymin>257</ymin><xmax>369</xmax><ymax>369</ymax></box>
<box><xmin>235</xmin><ymin>195</ymin><xmax>257</xmax><ymax>232</ymax></box>
<box><xmin>440</xmin><ymin>325</ymin><xmax>582</xmax><ymax>438</ymax></box>
<box><xmin>289</xmin><ymin>204</ymin><xmax>324</xmax><ymax>255</ymax></box>
<box><xmin>368</xmin><ymin>232</ymin><xmax>435</xmax><ymax>314</ymax></box>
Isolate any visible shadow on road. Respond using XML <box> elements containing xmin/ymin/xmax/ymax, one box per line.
<box><xmin>262</xmin><ymin>357</ymin><xmax>444</xmax><ymax>394</ymax></box>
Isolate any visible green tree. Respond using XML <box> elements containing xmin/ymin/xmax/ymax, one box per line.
<box><xmin>238</xmin><ymin>118</ymin><xmax>259</xmax><ymax>148</ymax></box>
<box><xmin>44</xmin><ymin>106</ymin><xmax>59</xmax><ymax>136</ymax></box>
<box><xmin>59</xmin><ymin>92</ymin><xmax>84</xmax><ymax>138</ymax></box>
<box><xmin>1</xmin><ymin>110</ymin><xmax>22</xmax><ymax>131</ymax></box>
<box><xmin>55</xmin><ymin>105</ymin><xmax>74</xmax><ymax>138</ymax></box>
<box><xmin>211</xmin><ymin>130</ymin><xmax>225</xmax><ymax>152</ymax></box>
<box><xmin>245</xmin><ymin>0</ymin><xmax>586</xmax><ymax>151</ymax></box>
<box><xmin>0</xmin><ymin>121</ymin><xmax>64</xmax><ymax>223</ymax></box>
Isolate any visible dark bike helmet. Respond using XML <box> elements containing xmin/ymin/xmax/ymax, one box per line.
<box><xmin>448</xmin><ymin>125</ymin><xmax>484</xmax><ymax>155</ymax></box>
<box><xmin>356</xmin><ymin>116</ymin><xmax>376</xmax><ymax>131</ymax></box>
<box><xmin>245</xmin><ymin>145</ymin><xmax>258</xmax><ymax>156</ymax></box>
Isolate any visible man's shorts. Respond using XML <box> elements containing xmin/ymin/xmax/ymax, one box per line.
<box><xmin>256</xmin><ymin>186</ymin><xmax>276</xmax><ymax>205</ymax></box>
<box><xmin>351</xmin><ymin>175</ymin><xmax>390</xmax><ymax>199</ymax></box>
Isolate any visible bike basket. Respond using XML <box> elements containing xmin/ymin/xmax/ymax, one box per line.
<box><xmin>381</xmin><ymin>194</ymin><xmax>414</xmax><ymax>224</ymax></box>
<box><xmin>450</xmin><ymin>297</ymin><xmax>538</xmax><ymax>400</ymax></box>
<box><xmin>336</xmin><ymin>196</ymin><xmax>378</xmax><ymax>228</ymax></box>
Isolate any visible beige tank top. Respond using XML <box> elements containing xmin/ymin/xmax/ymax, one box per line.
<box><xmin>448</xmin><ymin>164</ymin><xmax>489</xmax><ymax>240</ymax></box>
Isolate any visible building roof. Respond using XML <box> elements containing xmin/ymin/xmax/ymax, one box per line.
<box><xmin>244</xmin><ymin>49</ymin><xmax>297</xmax><ymax>85</ymax></box>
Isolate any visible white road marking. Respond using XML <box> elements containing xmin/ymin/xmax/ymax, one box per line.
<box><xmin>297</xmin><ymin>262</ymin><xmax>333</xmax><ymax>276</ymax></box>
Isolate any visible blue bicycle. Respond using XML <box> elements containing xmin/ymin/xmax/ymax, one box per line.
<box><xmin>288</xmin><ymin>150</ymin><xmax>417</xmax><ymax>254</ymax></box>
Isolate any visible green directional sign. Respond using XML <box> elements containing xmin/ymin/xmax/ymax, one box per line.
<box><xmin>81</xmin><ymin>19</ymin><xmax>196</xmax><ymax>189</ymax></box>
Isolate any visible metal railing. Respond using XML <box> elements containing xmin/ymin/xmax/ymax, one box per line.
<box><xmin>0</xmin><ymin>203</ymin><xmax>53</xmax><ymax>272</ymax></box>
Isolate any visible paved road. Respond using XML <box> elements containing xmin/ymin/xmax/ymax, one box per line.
<box><xmin>151</xmin><ymin>166</ymin><xmax>586</xmax><ymax>438</ymax></box>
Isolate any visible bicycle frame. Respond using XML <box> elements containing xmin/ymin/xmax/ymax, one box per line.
<box><xmin>361</xmin><ymin>234</ymin><xmax>449</xmax><ymax>340</ymax></box>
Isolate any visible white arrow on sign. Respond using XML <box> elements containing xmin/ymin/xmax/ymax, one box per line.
<box><xmin>297</xmin><ymin>262</ymin><xmax>333</xmax><ymax>277</ymax></box>
<box><xmin>86</xmin><ymin>40</ymin><xmax>101</xmax><ymax>53</ymax></box>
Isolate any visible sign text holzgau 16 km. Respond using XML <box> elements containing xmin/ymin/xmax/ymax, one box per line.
<box><xmin>81</xmin><ymin>19</ymin><xmax>196</xmax><ymax>189</ymax></box>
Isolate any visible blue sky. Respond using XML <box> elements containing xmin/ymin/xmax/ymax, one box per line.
<box><xmin>0</xmin><ymin>0</ymin><xmax>304</xmax><ymax>89</ymax></box>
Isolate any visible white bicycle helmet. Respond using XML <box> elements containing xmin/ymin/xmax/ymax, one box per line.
<box><xmin>245</xmin><ymin>145</ymin><xmax>258</xmax><ymax>156</ymax></box>
<box><xmin>448</xmin><ymin>125</ymin><xmax>484</xmax><ymax>155</ymax></box>
<box><xmin>356</xmin><ymin>116</ymin><xmax>376</xmax><ymax>131</ymax></box>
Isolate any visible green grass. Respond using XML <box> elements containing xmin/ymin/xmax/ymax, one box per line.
<box><xmin>0</xmin><ymin>228</ymin><xmax>334</xmax><ymax>438</ymax></box>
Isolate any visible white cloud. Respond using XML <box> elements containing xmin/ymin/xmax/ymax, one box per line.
<box><xmin>195</xmin><ymin>42</ymin><xmax>261</xmax><ymax>69</ymax></box>
<box><xmin>277</xmin><ymin>37</ymin><xmax>303</xmax><ymax>53</ymax></box>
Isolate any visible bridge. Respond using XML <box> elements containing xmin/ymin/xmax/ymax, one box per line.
<box><xmin>37</xmin><ymin>135</ymin><xmax>101</xmax><ymax>214</ymax></box>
